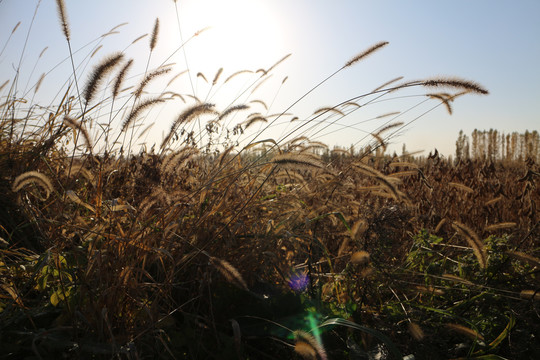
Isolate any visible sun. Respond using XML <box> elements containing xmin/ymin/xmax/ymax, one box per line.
<box><xmin>175</xmin><ymin>0</ymin><xmax>286</xmax><ymax>74</ymax></box>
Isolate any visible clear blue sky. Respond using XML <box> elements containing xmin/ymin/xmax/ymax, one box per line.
<box><xmin>1</xmin><ymin>0</ymin><xmax>539</xmax><ymax>156</ymax></box>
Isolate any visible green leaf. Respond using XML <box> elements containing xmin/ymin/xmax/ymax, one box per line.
<box><xmin>488</xmin><ymin>315</ymin><xmax>515</xmax><ymax>349</ymax></box>
<box><xmin>472</xmin><ymin>315</ymin><xmax>515</xmax><ymax>356</ymax></box>
<box><xmin>58</xmin><ymin>255</ymin><xmax>67</xmax><ymax>266</ymax></box>
<box><xmin>63</xmin><ymin>272</ymin><xmax>73</xmax><ymax>282</ymax></box>
<box><xmin>50</xmin><ymin>287</ymin><xmax>70</xmax><ymax>306</ymax></box>
<box><xmin>50</xmin><ymin>291</ymin><xmax>60</xmax><ymax>306</ymax></box>
<box><xmin>41</xmin><ymin>264</ymin><xmax>50</xmax><ymax>275</ymax></box>
<box><xmin>332</xmin><ymin>212</ymin><xmax>351</xmax><ymax>231</ymax></box>
<box><xmin>36</xmin><ymin>274</ymin><xmax>49</xmax><ymax>291</ymax></box>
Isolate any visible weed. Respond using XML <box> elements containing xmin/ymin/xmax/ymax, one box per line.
<box><xmin>1</xmin><ymin>2</ymin><xmax>538</xmax><ymax>359</ymax></box>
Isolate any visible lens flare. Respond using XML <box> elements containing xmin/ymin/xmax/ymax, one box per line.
<box><xmin>288</xmin><ymin>271</ymin><xmax>309</xmax><ymax>292</ymax></box>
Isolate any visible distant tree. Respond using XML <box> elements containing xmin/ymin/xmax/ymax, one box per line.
<box><xmin>511</xmin><ymin>132</ymin><xmax>519</xmax><ymax>160</ymax></box>
<box><xmin>456</xmin><ymin>130</ymin><xmax>463</xmax><ymax>160</ymax></box>
<box><xmin>472</xmin><ymin>129</ymin><xmax>479</xmax><ymax>159</ymax></box>
<box><xmin>487</xmin><ymin>129</ymin><xmax>494</xmax><ymax>160</ymax></box>
<box><xmin>531</xmin><ymin>130</ymin><xmax>540</xmax><ymax>161</ymax></box>
<box><xmin>479</xmin><ymin>131</ymin><xmax>487</xmax><ymax>160</ymax></box>
<box><xmin>505</xmin><ymin>134</ymin><xmax>511</xmax><ymax>160</ymax></box>
<box><xmin>519</xmin><ymin>133</ymin><xmax>525</xmax><ymax>160</ymax></box>
<box><xmin>488</xmin><ymin>129</ymin><xmax>499</xmax><ymax>160</ymax></box>
<box><xmin>457</xmin><ymin>129</ymin><xmax>539</xmax><ymax>161</ymax></box>
<box><xmin>455</xmin><ymin>130</ymin><xmax>469</xmax><ymax>161</ymax></box>
<box><xmin>463</xmin><ymin>137</ymin><xmax>470</xmax><ymax>160</ymax></box>
<box><xmin>500</xmin><ymin>132</ymin><xmax>505</xmax><ymax>160</ymax></box>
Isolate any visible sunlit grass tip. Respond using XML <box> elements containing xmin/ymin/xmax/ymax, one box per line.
<box><xmin>161</xmin><ymin>103</ymin><xmax>217</xmax><ymax>150</ymax></box>
<box><xmin>83</xmin><ymin>53</ymin><xmax>124</xmax><ymax>105</ymax></box>
<box><xmin>422</xmin><ymin>76</ymin><xmax>489</xmax><ymax>95</ymax></box>
<box><xmin>344</xmin><ymin>41</ymin><xmax>389</xmax><ymax>68</ymax></box>
<box><xmin>212</xmin><ymin>67</ymin><xmax>223</xmax><ymax>85</ymax></box>
<box><xmin>12</xmin><ymin>171</ymin><xmax>54</xmax><ymax>200</ymax></box>
<box><xmin>121</xmin><ymin>98</ymin><xmax>165</xmax><ymax>132</ymax></box>
<box><xmin>55</xmin><ymin>0</ymin><xmax>71</xmax><ymax>41</ymax></box>
<box><xmin>271</xmin><ymin>153</ymin><xmax>323</xmax><ymax>170</ymax></box>
<box><xmin>63</xmin><ymin>116</ymin><xmax>93</xmax><ymax>152</ymax></box>
<box><xmin>150</xmin><ymin>18</ymin><xmax>159</xmax><ymax>51</ymax></box>
<box><xmin>134</xmin><ymin>67</ymin><xmax>171</xmax><ymax>98</ymax></box>
<box><xmin>113</xmin><ymin>59</ymin><xmax>133</xmax><ymax>99</ymax></box>
<box><xmin>452</xmin><ymin>222</ymin><xmax>487</xmax><ymax>269</ymax></box>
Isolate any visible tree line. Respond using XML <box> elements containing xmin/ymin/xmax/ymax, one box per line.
<box><xmin>455</xmin><ymin>129</ymin><xmax>539</xmax><ymax>162</ymax></box>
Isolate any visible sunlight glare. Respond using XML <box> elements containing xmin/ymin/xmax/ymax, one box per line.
<box><xmin>182</xmin><ymin>0</ymin><xmax>286</xmax><ymax>72</ymax></box>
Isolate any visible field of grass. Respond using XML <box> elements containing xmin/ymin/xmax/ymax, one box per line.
<box><xmin>1</xmin><ymin>2</ymin><xmax>539</xmax><ymax>359</ymax></box>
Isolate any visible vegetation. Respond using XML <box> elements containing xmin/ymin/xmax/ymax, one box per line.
<box><xmin>1</xmin><ymin>1</ymin><xmax>538</xmax><ymax>359</ymax></box>
<box><xmin>455</xmin><ymin>129</ymin><xmax>539</xmax><ymax>162</ymax></box>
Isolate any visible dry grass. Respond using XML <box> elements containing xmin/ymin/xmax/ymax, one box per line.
<box><xmin>1</xmin><ymin>3</ymin><xmax>538</xmax><ymax>360</ymax></box>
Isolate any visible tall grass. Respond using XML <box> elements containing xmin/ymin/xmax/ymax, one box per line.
<box><xmin>2</xmin><ymin>2</ymin><xmax>538</xmax><ymax>359</ymax></box>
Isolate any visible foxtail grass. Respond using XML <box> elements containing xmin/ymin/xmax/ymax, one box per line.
<box><xmin>12</xmin><ymin>171</ymin><xmax>53</xmax><ymax>199</ymax></box>
<box><xmin>121</xmin><ymin>98</ymin><xmax>165</xmax><ymax>132</ymax></box>
<box><xmin>5</xmin><ymin>3</ymin><xmax>529</xmax><ymax>359</ymax></box>
<box><xmin>83</xmin><ymin>52</ymin><xmax>124</xmax><ymax>105</ymax></box>
<box><xmin>209</xmin><ymin>256</ymin><xmax>249</xmax><ymax>291</ymax></box>
<box><xmin>55</xmin><ymin>0</ymin><xmax>70</xmax><ymax>41</ymax></box>
<box><xmin>445</xmin><ymin>323</ymin><xmax>484</xmax><ymax>341</ymax></box>
<box><xmin>150</xmin><ymin>18</ymin><xmax>159</xmax><ymax>51</ymax></box>
<box><xmin>293</xmin><ymin>330</ymin><xmax>327</xmax><ymax>360</ymax></box>
<box><xmin>452</xmin><ymin>222</ymin><xmax>487</xmax><ymax>269</ymax></box>
<box><xmin>133</xmin><ymin>67</ymin><xmax>171</xmax><ymax>98</ymax></box>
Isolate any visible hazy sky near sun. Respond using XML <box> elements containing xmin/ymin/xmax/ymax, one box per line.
<box><xmin>1</xmin><ymin>0</ymin><xmax>539</xmax><ymax>156</ymax></box>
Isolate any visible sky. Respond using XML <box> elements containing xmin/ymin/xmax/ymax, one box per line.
<box><xmin>1</xmin><ymin>0</ymin><xmax>539</xmax><ymax>156</ymax></box>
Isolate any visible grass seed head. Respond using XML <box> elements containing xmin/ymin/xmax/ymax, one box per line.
<box><xmin>83</xmin><ymin>53</ymin><xmax>124</xmax><ymax>105</ymax></box>
<box><xmin>408</xmin><ymin>322</ymin><xmax>425</xmax><ymax>341</ymax></box>
<box><xmin>12</xmin><ymin>171</ymin><xmax>54</xmax><ymax>200</ymax></box>
<box><xmin>422</xmin><ymin>76</ymin><xmax>488</xmax><ymax>95</ymax></box>
<box><xmin>150</xmin><ymin>18</ymin><xmax>159</xmax><ymax>51</ymax></box>
<box><xmin>113</xmin><ymin>59</ymin><xmax>133</xmax><ymax>99</ymax></box>
<box><xmin>452</xmin><ymin>222</ymin><xmax>487</xmax><ymax>269</ymax></box>
<box><xmin>445</xmin><ymin>323</ymin><xmax>484</xmax><ymax>341</ymax></box>
<box><xmin>351</xmin><ymin>251</ymin><xmax>370</xmax><ymax>265</ymax></box>
<box><xmin>55</xmin><ymin>0</ymin><xmax>70</xmax><ymax>41</ymax></box>
<box><xmin>345</xmin><ymin>41</ymin><xmax>389</xmax><ymax>68</ymax></box>
<box><xmin>209</xmin><ymin>257</ymin><xmax>248</xmax><ymax>291</ymax></box>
